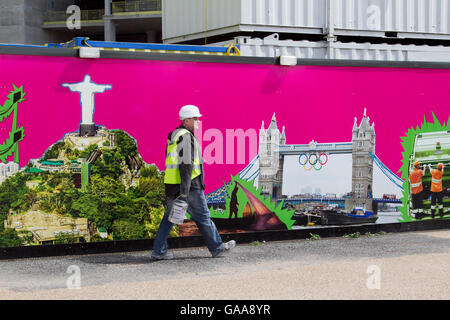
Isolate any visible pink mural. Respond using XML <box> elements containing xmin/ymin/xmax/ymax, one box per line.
<box><xmin>1</xmin><ymin>53</ymin><xmax>449</xmax><ymax>193</ymax></box>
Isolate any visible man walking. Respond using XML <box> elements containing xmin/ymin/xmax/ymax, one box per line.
<box><xmin>429</xmin><ymin>163</ymin><xmax>445</xmax><ymax>219</ymax></box>
<box><xmin>151</xmin><ymin>105</ymin><xmax>236</xmax><ymax>260</ymax></box>
<box><xmin>409</xmin><ymin>161</ymin><xmax>424</xmax><ymax>219</ymax></box>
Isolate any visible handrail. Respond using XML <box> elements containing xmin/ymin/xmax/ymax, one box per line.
<box><xmin>112</xmin><ymin>0</ymin><xmax>162</xmax><ymax>14</ymax></box>
<box><xmin>43</xmin><ymin>0</ymin><xmax>162</xmax><ymax>23</ymax></box>
<box><xmin>43</xmin><ymin>9</ymin><xmax>105</xmax><ymax>23</ymax></box>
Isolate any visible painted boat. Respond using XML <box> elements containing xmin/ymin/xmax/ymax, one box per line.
<box><xmin>320</xmin><ymin>208</ymin><xmax>378</xmax><ymax>225</ymax></box>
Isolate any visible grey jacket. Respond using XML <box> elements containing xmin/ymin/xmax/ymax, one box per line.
<box><xmin>165</xmin><ymin>125</ymin><xmax>205</xmax><ymax>200</ymax></box>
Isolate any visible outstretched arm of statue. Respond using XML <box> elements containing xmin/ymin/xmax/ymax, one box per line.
<box><xmin>95</xmin><ymin>84</ymin><xmax>112</xmax><ymax>92</ymax></box>
<box><xmin>62</xmin><ymin>83</ymin><xmax>82</xmax><ymax>92</ymax></box>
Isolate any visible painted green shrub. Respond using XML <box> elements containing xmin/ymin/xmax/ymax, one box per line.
<box><xmin>205</xmin><ymin>174</ymin><xmax>296</xmax><ymax>230</ymax></box>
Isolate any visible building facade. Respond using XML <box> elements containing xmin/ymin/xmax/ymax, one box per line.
<box><xmin>163</xmin><ymin>0</ymin><xmax>450</xmax><ymax>45</ymax></box>
<box><xmin>0</xmin><ymin>162</ymin><xmax>19</xmax><ymax>185</ymax></box>
<box><xmin>0</xmin><ymin>0</ymin><xmax>162</xmax><ymax>45</ymax></box>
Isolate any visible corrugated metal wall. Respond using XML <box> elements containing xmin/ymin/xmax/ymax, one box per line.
<box><xmin>163</xmin><ymin>0</ymin><xmax>242</xmax><ymax>43</ymax></box>
<box><xmin>240</xmin><ymin>0</ymin><xmax>326</xmax><ymax>28</ymax></box>
<box><xmin>333</xmin><ymin>0</ymin><xmax>450</xmax><ymax>36</ymax></box>
<box><xmin>225</xmin><ymin>34</ymin><xmax>450</xmax><ymax>62</ymax></box>
<box><xmin>163</xmin><ymin>0</ymin><xmax>450</xmax><ymax>43</ymax></box>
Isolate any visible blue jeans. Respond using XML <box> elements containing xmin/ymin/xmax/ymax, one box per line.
<box><xmin>152</xmin><ymin>188</ymin><xmax>224</xmax><ymax>257</ymax></box>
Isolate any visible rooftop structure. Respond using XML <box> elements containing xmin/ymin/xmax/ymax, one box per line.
<box><xmin>0</xmin><ymin>0</ymin><xmax>162</xmax><ymax>45</ymax></box>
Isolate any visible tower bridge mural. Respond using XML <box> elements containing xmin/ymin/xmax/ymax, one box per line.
<box><xmin>206</xmin><ymin>110</ymin><xmax>403</xmax><ymax>211</ymax></box>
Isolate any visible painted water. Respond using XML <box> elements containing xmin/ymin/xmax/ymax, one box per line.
<box><xmin>291</xmin><ymin>211</ymin><xmax>402</xmax><ymax>230</ymax></box>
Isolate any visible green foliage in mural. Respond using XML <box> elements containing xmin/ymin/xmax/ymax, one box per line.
<box><xmin>112</xmin><ymin>219</ymin><xmax>146</xmax><ymax>241</ymax></box>
<box><xmin>0</xmin><ymin>228</ymin><xmax>28</xmax><ymax>247</ymax></box>
<box><xmin>43</xmin><ymin>142</ymin><xmax>65</xmax><ymax>161</ymax></box>
<box><xmin>0</xmin><ymin>129</ymin><xmax>177</xmax><ymax>247</ymax></box>
<box><xmin>54</xmin><ymin>232</ymin><xmax>79</xmax><ymax>244</ymax></box>
<box><xmin>398</xmin><ymin>113</ymin><xmax>450</xmax><ymax>222</ymax></box>
<box><xmin>145</xmin><ymin>205</ymin><xmax>178</xmax><ymax>238</ymax></box>
<box><xmin>205</xmin><ymin>174</ymin><xmax>296</xmax><ymax>230</ymax></box>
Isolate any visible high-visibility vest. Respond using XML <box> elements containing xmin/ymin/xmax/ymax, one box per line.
<box><xmin>431</xmin><ymin>169</ymin><xmax>443</xmax><ymax>193</ymax></box>
<box><xmin>409</xmin><ymin>169</ymin><xmax>423</xmax><ymax>194</ymax></box>
<box><xmin>164</xmin><ymin>128</ymin><xmax>202</xmax><ymax>184</ymax></box>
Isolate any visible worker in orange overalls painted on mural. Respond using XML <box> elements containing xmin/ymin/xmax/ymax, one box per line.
<box><xmin>428</xmin><ymin>163</ymin><xmax>445</xmax><ymax>218</ymax></box>
<box><xmin>409</xmin><ymin>161</ymin><xmax>425</xmax><ymax>219</ymax></box>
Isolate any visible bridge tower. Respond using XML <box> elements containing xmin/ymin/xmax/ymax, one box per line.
<box><xmin>257</xmin><ymin>113</ymin><xmax>286</xmax><ymax>199</ymax></box>
<box><xmin>348</xmin><ymin>109</ymin><xmax>375</xmax><ymax>209</ymax></box>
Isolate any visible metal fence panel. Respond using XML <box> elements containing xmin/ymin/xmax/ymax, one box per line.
<box><xmin>333</xmin><ymin>0</ymin><xmax>450</xmax><ymax>37</ymax></box>
<box><xmin>163</xmin><ymin>0</ymin><xmax>241</xmax><ymax>42</ymax></box>
<box><xmin>240</xmin><ymin>0</ymin><xmax>326</xmax><ymax>28</ymax></box>
<box><xmin>228</xmin><ymin>35</ymin><xmax>450</xmax><ymax>62</ymax></box>
<box><xmin>163</xmin><ymin>0</ymin><xmax>450</xmax><ymax>43</ymax></box>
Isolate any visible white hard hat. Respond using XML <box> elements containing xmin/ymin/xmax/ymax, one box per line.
<box><xmin>179</xmin><ymin>105</ymin><xmax>202</xmax><ymax>120</ymax></box>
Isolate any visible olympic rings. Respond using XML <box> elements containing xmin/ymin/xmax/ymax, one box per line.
<box><xmin>298</xmin><ymin>153</ymin><xmax>329</xmax><ymax>171</ymax></box>
<box><xmin>309</xmin><ymin>154</ymin><xmax>318</xmax><ymax>165</ymax></box>
<box><xmin>313</xmin><ymin>160</ymin><xmax>322</xmax><ymax>171</ymax></box>
<box><xmin>304</xmin><ymin>161</ymin><xmax>313</xmax><ymax>171</ymax></box>
<box><xmin>298</xmin><ymin>153</ymin><xmax>308</xmax><ymax>166</ymax></box>
<box><xmin>318</xmin><ymin>153</ymin><xmax>328</xmax><ymax>165</ymax></box>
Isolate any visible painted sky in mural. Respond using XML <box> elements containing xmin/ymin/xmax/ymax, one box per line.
<box><xmin>283</xmin><ymin>154</ymin><xmax>402</xmax><ymax>198</ymax></box>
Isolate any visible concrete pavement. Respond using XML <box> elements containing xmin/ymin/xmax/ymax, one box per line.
<box><xmin>0</xmin><ymin>230</ymin><xmax>450</xmax><ymax>300</ymax></box>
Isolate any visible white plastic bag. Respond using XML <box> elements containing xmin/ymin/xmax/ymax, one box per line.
<box><xmin>168</xmin><ymin>198</ymin><xmax>188</xmax><ymax>225</ymax></box>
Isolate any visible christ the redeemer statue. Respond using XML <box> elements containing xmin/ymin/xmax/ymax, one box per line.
<box><xmin>62</xmin><ymin>75</ymin><xmax>112</xmax><ymax>136</ymax></box>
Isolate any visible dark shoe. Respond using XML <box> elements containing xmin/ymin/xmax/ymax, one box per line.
<box><xmin>151</xmin><ymin>252</ymin><xmax>174</xmax><ymax>261</ymax></box>
<box><xmin>212</xmin><ymin>240</ymin><xmax>236</xmax><ymax>258</ymax></box>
